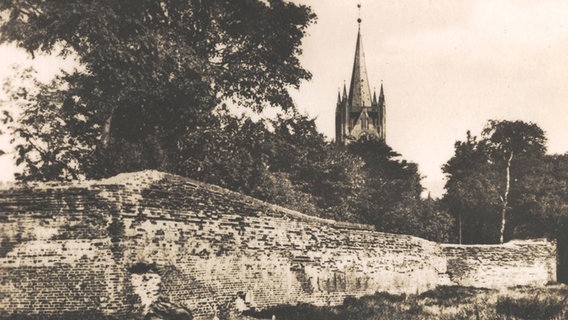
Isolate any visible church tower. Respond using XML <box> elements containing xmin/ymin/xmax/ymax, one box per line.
<box><xmin>336</xmin><ymin>8</ymin><xmax>386</xmax><ymax>144</ymax></box>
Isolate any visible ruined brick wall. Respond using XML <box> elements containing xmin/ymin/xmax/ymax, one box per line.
<box><xmin>442</xmin><ymin>240</ymin><xmax>557</xmax><ymax>288</ymax></box>
<box><xmin>0</xmin><ymin>171</ymin><xmax>557</xmax><ymax>319</ymax></box>
<box><xmin>0</xmin><ymin>184</ymin><xmax>141</xmax><ymax>319</ymax></box>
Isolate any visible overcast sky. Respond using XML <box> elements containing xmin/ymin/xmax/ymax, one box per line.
<box><xmin>1</xmin><ymin>1</ymin><xmax>568</xmax><ymax>197</ymax></box>
<box><xmin>290</xmin><ymin>0</ymin><xmax>568</xmax><ymax>197</ymax></box>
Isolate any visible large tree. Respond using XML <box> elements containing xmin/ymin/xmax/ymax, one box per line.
<box><xmin>443</xmin><ymin>120</ymin><xmax>547</xmax><ymax>244</ymax></box>
<box><xmin>442</xmin><ymin>131</ymin><xmax>501</xmax><ymax>244</ymax></box>
<box><xmin>0</xmin><ymin>0</ymin><xmax>315</xmax><ymax>180</ymax></box>
<box><xmin>481</xmin><ymin>120</ymin><xmax>546</xmax><ymax>243</ymax></box>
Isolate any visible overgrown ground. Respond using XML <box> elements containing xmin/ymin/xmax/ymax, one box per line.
<box><xmin>244</xmin><ymin>285</ymin><xmax>568</xmax><ymax>320</ymax></box>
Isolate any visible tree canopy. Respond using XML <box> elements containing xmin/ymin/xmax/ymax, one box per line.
<box><xmin>345</xmin><ymin>139</ymin><xmax>452</xmax><ymax>242</ymax></box>
<box><xmin>442</xmin><ymin>131</ymin><xmax>501</xmax><ymax>243</ymax></box>
<box><xmin>0</xmin><ymin>0</ymin><xmax>316</xmax><ymax>180</ymax></box>
<box><xmin>443</xmin><ymin>120</ymin><xmax>555</xmax><ymax>244</ymax></box>
<box><xmin>481</xmin><ymin>120</ymin><xmax>546</xmax><ymax>243</ymax></box>
<box><xmin>1</xmin><ymin>0</ymin><xmax>314</xmax><ymax>111</ymax></box>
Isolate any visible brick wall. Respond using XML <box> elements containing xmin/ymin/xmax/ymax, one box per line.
<box><xmin>442</xmin><ymin>240</ymin><xmax>557</xmax><ymax>288</ymax></box>
<box><xmin>0</xmin><ymin>170</ymin><xmax>557</xmax><ymax>319</ymax></box>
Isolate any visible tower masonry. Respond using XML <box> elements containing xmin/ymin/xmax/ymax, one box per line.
<box><xmin>336</xmin><ymin>16</ymin><xmax>386</xmax><ymax>144</ymax></box>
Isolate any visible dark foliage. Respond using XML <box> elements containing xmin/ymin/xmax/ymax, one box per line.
<box><xmin>442</xmin><ymin>131</ymin><xmax>501</xmax><ymax>244</ymax></box>
<box><xmin>347</xmin><ymin>139</ymin><xmax>452</xmax><ymax>242</ymax></box>
<box><xmin>0</xmin><ymin>0</ymin><xmax>315</xmax><ymax>180</ymax></box>
<box><xmin>443</xmin><ymin>120</ymin><xmax>549</xmax><ymax>244</ymax></box>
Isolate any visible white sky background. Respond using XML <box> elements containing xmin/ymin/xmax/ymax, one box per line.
<box><xmin>290</xmin><ymin>0</ymin><xmax>568</xmax><ymax>197</ymax></box>
<box><xmin>1</xmin><ymin>0</ymin><xmax>568</xmax><ymax>197</ymax></box>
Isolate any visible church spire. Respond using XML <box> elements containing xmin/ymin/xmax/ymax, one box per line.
<box><xmin>379</xmin><ymin>82</ymin><xmax>385</xmax><ymax>105</ymax></box>
<box><xmin>378</xmin><ymin>82</ymin><xmax>386</xmax><ymax>142</ymax></box>
<box><xmin>372</xmin><ymin>88</ymin><xmax>377</xmax><ymax>105</ymax></box>
<box><xmin>335</xmin><ymin>4</ymin><xmax>388</xmax><ymax>145</ymax></box>
<box><xmin>348</xmin><ymin>5</ymin><xmax>372</xmax><ymax>108</ymax></box>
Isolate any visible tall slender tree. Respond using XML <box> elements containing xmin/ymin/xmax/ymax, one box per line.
<box><xmin>444</xmin><ymin>120</ymin><xmax>547</xmax><ymax>244</ymax></box>
<box><xmin>481</xmin><ymin>120</ymin><xmax>546</xmax><ymax>243</ymax></box>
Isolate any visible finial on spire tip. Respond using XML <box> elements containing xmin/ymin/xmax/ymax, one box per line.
<box><xmin>357</xmin><ymin>3</ymin><xmax>362</xmax><ymax>24</ymax></box>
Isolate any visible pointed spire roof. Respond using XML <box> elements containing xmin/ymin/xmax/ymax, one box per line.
<box><xmin>372</xmin><ymin>88</ymin><xmax>377</xmax><ymax>105</ymax></box>
<box><xmin>348</xmin><ymin>21</ymin><xmax>373</xmax><ymax>108</ymax></box>
<box><xmin>342</xmin><ymin>82</ymin><xmax>347</xmax><ymax>101</ymax></box>
<box><xmin>378</xmin><ymin>82</ymin><xmax>385</xmax><ymax>105</ymax></box>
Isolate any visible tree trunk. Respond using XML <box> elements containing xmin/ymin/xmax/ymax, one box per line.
<box><xmin>102</xmin><ymin>107</ymin><xmax>117</xmax><ymax>148</ymax></box>
<box><xmin>500</xmin><ymin>152</ymin><xmax>514</xmax><ymax>244</ymax></box>
<box><xmin>458</xmin><ymin>212</ymin><xmax>462</xmax><ymax>244</ymax></box>
<box><xmin>558</xmin><ymin>231</ymin><xmax>568</xmax><ymax>284</ymax></box>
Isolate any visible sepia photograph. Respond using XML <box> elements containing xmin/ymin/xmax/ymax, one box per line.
<box><xmin>0</xmin><ymin>0</ymin><xmax>567</xmax><ymax>319</ymax></box>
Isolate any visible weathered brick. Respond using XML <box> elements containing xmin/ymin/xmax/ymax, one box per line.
<box><xmin>0</xmin><ymin>170</ymin><xmax>557</xmax><ymax>320</ymax></box>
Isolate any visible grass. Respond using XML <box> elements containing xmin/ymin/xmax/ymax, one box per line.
<box><xmin>1</xmin><ymin>285</ymin><xmax>565</xmax><ymax>320</ymax></box>
<box><xmin>496</xmin><ymin>294</ymin><xmax>567</xmax><ymax>320</ymax></box>
<box><xmin>243</xmin><ymin>285</ymin><xmax>568</xmax><ymax>320</ymax></box>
